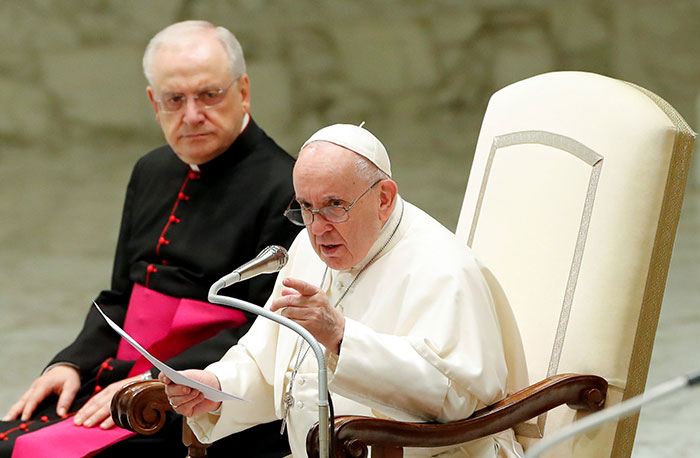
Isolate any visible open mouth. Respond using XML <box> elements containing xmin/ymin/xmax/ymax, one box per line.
<box><xmin>320</xmin><ymin>244</ymin><xmax>341</xmax><ymax>254</ymax></box>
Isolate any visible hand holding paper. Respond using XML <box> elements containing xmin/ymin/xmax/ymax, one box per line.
<box><xmin>92</xmin><ymin>302</ymin><xmax>245</xmax><ymax>403</ymax></box>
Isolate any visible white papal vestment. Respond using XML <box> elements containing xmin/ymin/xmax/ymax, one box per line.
<box><xmin>188</xmin><ymin>198</ymin><xmax>527</xmax><ymax>457</ymax></box>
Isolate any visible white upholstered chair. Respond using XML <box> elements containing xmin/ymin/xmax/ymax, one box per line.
<box><xmin>112</xmin><ymin>71</ymin><xmax>696</xmax><ymax>458</ymax></box>
<box><xmin>453</xmin><ymin>71</ymin><xmax>696</xmax><ymax>456</ymax></box>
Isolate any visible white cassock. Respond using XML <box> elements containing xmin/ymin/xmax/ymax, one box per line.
<box><xmin>188</xmin><ymin>197</ymin><xmax>528</xmax><ymax>457</ymax></box>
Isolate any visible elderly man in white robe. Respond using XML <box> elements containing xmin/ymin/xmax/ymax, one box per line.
<box><xmin>161</xmin><ymin>124</ymin><xmax>527</xmax><ymax>457</ymax></box>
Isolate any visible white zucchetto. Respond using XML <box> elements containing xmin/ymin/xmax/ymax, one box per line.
<box><xmin>301</xmin><ymin>123</ymin><xmax>392</xmax><ymax>177</ymax></box>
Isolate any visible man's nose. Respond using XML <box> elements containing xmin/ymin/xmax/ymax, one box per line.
<box><xmin>309</xmin><ymin>213</ymin><xmax>332</xmax><ymax>235</ymax></box>
<box><xmin>182</xmin><ymin>98</ymin><xmax>205</xmax><ymax>124</ymax></box>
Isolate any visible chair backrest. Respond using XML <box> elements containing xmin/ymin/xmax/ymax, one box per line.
<box><xmin>455</xmin><ymin>71</ymin><xmax>695</xmax><ymax>457</ymax></box>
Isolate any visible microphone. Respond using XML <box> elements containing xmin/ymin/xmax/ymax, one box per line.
<box><xmin>207</xmin><ymin>244</ymin><xmax>332</xmax><ymax>458</ymax></box>
<box><xmin>217</xmin><ymin>245</ymin><xmax>289</xmax><ymax>288</ymax></box>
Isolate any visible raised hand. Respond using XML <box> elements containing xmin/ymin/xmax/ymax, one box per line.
<box><xmin>270</xmin><ymin>277</ymin><xmax>345</xmax><ymax>354</ymax></box>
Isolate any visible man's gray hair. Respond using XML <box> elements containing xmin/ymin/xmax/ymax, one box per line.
<box><xmin>142</xmin><ymin>20</ymin><xmax>246</xmax><ymax>87</ymax></box>
<box><xmin>354</xmin><ymin>154</ymin><xmax>390</xmax><ymax>184</ymax></box>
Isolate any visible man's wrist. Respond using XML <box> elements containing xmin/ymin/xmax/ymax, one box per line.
<box><xmin>43</xmin><ymin>362</ymin><xmax>79</xmax><ymax>376</ymax></box>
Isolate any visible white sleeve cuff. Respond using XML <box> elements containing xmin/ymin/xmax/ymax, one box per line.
<box><xmin>43</xmin><ymin>362</ymin><xmax>80</xmax><ymax>376</ymax></box>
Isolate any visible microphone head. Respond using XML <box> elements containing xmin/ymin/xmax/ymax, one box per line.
<box><xmin>233</xmin><ymin>245</ymin><xmax>289</xmax><ymax>282</ymax></box>
<box><xmin>258</xmin><ymin>245</ymin><xmax>289</xmax><ymax>272</ymax></box>
<box><xmin>216</xmin><ymin>245</ymin><xmax>289</xmax><ymax>289</ymax></box>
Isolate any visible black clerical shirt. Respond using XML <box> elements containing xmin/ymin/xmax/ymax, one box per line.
<box><xmin>50</xmin><ymin>120</ymin><xmax>299</xmax><ymax>381</ymax></box>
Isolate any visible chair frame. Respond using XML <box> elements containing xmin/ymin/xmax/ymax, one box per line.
<box><xmin>305</xmin><ymin>373</ymin><xmax>606</xmax><ymax>458</ymax></box>
<box><xmin>111</xmin><ymin>373</ymin><xmax>606</xmax><ymax>458</ymax></box>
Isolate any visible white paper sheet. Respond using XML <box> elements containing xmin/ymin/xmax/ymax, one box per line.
<box><xmin>92</xmin><ymin>301</ymin><xmax>246</xmax><ymax>403</ymax></box>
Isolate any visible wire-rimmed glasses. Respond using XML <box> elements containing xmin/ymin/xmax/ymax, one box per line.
<box><xmin>153</xmin><ymin>80</ymin><xmax>237</xmax><ymax>113</ymax></box>
<box><xmin>284</xmin><ymin>180</ymin><xmax>382</xmax><ymax>227</ymax></box>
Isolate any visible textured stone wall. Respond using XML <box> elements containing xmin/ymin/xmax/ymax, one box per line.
<box><xmin>1</xmin><ymin>0</ymin><xmax>699</xmax><ymax>422</ymax></box>
<box><xmin>1</xmin><ymin>1</ymin><xmax>698</xmax><ymax>224</ymax></box>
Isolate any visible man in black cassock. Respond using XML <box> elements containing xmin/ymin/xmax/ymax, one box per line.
<box><xmin>1</xmin><ymin>21</ymin><xmax>299</xmax><ymax>457</ymax></box>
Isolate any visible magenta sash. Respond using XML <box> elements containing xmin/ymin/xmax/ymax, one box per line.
<box><xmin>12</xmin><ymin>284</ymin><xmax>247</xmax><ymax>458</ymax></box>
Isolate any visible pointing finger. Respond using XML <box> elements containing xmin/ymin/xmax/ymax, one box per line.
<box><xmin>281</xmin><ymin>277</ymin><xmax>321</xmax><ymax>296</ymax></box>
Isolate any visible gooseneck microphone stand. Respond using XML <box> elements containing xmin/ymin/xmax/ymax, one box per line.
<box><xmin>207</xmin><ymin>247</ymin><xmax>331</xmax><ymax>458</ymax></box>
<box><xmin>525</xmin><ymin>369</ymin><xmax>700</xmax><ymax>457</ymax></box>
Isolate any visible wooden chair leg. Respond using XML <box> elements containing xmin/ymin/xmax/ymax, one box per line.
<box><xmin>372</xmin><ymin>447</ymin><xmax>404</xmax><ymax>458</ymax></box>
<box><xmin>183</xmin><ymin>419</ymin><xmax>210</xmax><ymax>458</ymax></box>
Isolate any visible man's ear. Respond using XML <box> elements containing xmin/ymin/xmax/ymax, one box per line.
<box><xmin>377</xmin><ymin>179</ymin><xmax>398</xmax><ymax>222</ymax></box>
<box><xmin>236</xmin><ymin>74</ymin><xmax>251</xmax><ymax>114</ymax></box>
<box><xmin>146</xmin><ymin>86</ymin><xmax>161</xmax><ymax>123</ymax></box>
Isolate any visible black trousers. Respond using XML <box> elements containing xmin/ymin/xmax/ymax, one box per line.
<box><xmin>94</xmin><ymin>413</ymin><xmax>290</xmax><ymax>458</ymax></box>
<box><xmin>0</xmin><ymin>391</ymin><xmax>289</xmax><ymax>458</ymax></box>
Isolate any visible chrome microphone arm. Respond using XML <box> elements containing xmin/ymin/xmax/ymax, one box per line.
<box><xmin>208</xmin><ymin>276</ymin><xmax>331</xmax><ymax>458</ymax></box>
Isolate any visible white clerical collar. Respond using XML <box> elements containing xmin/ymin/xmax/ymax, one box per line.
<box><xmin>335</xmin><ymin>195</ymin><xmax>405</xmax><ymax>276</ymax></box>
<box><xmin>240</xmin><ymin>112</ymin><xmax>250</xmax><ymax>132</ymax></box>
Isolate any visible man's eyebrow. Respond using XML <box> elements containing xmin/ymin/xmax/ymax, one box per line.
<box><xmin>162</xmin><ymin>84</ymin><xmax>222</xmax><ymax>95</ymax></box>
<box><xmin>296</xmin><ymin>195</ymin><xmax>347</xmax><ymax>206</ymax></box>
<box><xmin>197</xmin><ymin>84</ymin><xmax>223</xmax><ymax>92</ymax></box>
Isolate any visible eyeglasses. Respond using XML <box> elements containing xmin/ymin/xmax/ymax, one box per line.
<box><xmin>284</xmin><ymin>180</ymin><xmax>382</xmax><ymax>227</ymax></box>
<box><xmin>154</xmin><ymin>80</ymin><xmax>237</xmax><ymax>113</ymax></box>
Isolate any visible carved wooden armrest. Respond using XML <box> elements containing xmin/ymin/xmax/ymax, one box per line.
<box><xmin>111</xmin><ymin>380</ymin><xmax>210</xmax><ymax>457</ymax></box>
<box><xmin>111</xmin><ymin>380</ymin><xmax>172</xmax><ymax>435</ymax></box>
<box><xmin>306</xmin><ymin>373</ymin><xmax>607</xmax><ymax>458</ymax></box>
